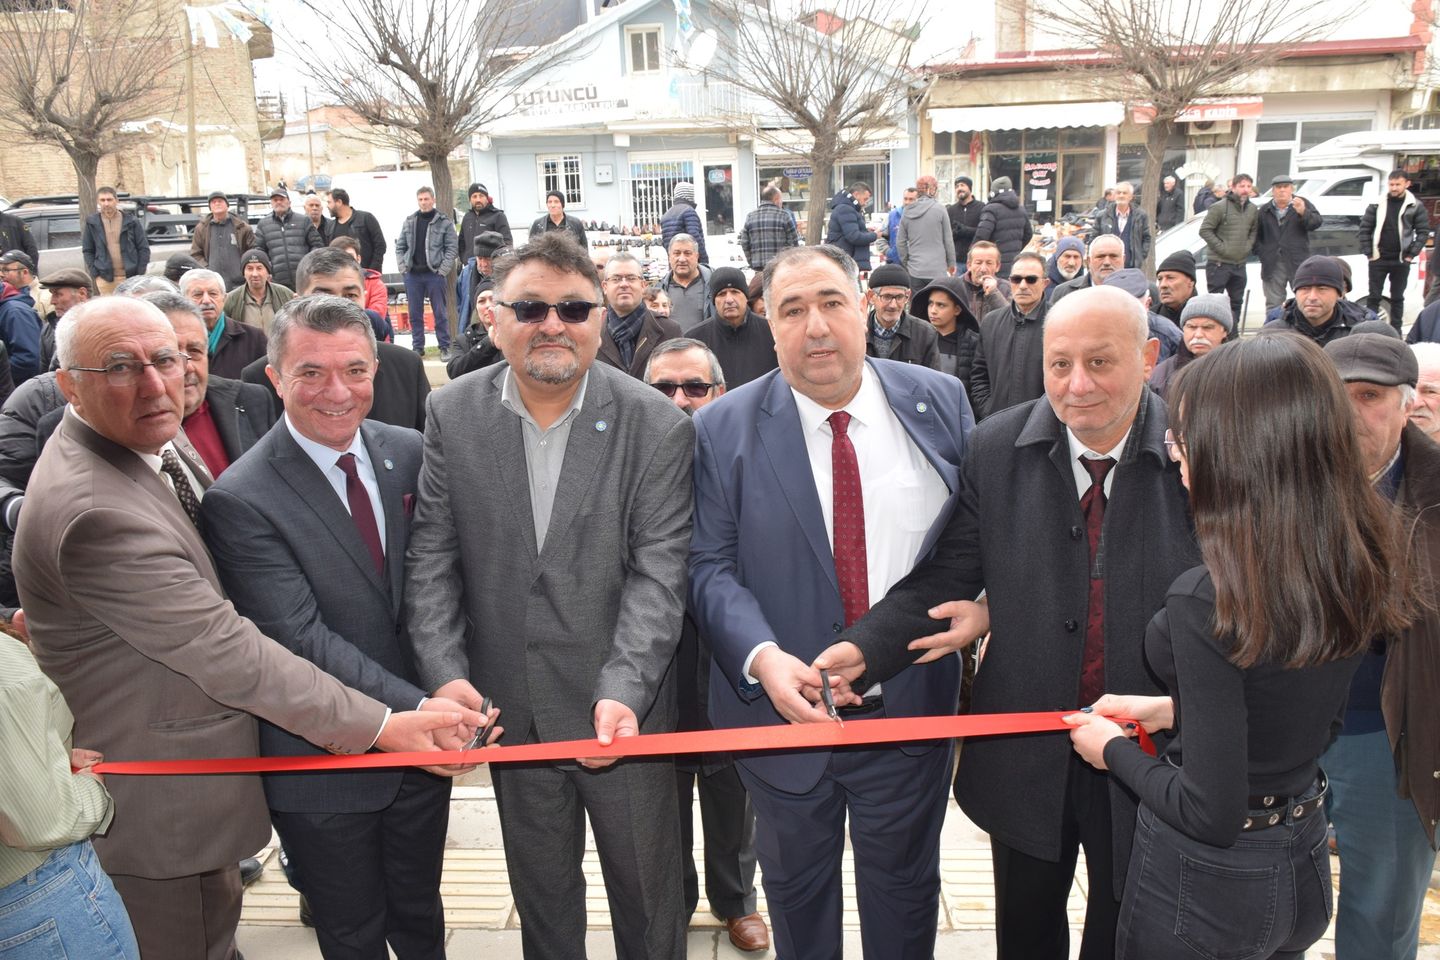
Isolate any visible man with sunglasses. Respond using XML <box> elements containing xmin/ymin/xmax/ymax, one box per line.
<box><xmin>407</xmin><ymin>232</ymin><xmax>694</xmax><ymax>960</ymax></box>
<box><xmin>690</xmin><ymin>267</ymin><xmax>779</xmax><ymax>388</ymax></box>
<box><xmin>597</xmin><ymin>251</ymin><xmax>680</xmax><ymax>379</ymax></box>
<box><xmin>970</xmin><ymin>250</ymin><xmax>1050</xmax><ymax>420</ymax></box>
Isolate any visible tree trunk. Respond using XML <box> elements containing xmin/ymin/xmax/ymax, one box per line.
<box><xmin>424</xmin><ymin>151</ymin><xmax>460</xmax><ymax>350</ymax></box>
<box><xmin>805</xmin><ymin>153</ymin><xmax>835</xmax><ymax>247</ymax></box>
<box><xmin>1139</xmin><ymin>119</ymin><xmax>1171</xmax><ymax>277</ymax></box>
<box><xmin>71</xmin><ymin>148</ymin><xmax>101</xmax><ymax>222</ymax></box>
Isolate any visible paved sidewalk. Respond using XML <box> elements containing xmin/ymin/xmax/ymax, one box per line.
<box><xmin>238</xmin><ymin>773</ymin><xmax>1440</xmax><ymax>959</ymax></box>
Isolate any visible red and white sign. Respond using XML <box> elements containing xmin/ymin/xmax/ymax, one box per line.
<box><xmin>1132</xmin><ymin>97</ymin><xmax>1265</xmax><ymax>124</ymax></box>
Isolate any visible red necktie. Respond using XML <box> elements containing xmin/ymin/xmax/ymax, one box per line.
<box><xmin>336</xmin><ymin>453</ymin><xmax>384</xmax><ymax>576</ymax></box>
<box><xmin>1077</xmin><ymin>456</ymin><xmax>1116</xmax><ymax>706</ymax></box>
<box><xmin>829</xmin><ymin>411</ymin><xmax>869</xmax><ymax>627</ymax></box>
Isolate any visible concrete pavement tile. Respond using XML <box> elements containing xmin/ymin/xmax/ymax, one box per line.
<box><xmin>236</xmin><ymin>924</ymin><xmax>322</xmax><ymax>958</ymax></box>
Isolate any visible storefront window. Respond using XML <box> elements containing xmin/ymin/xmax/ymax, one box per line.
<box><xmin>758</xmin><ymin>163</ymin><xmax>814</xmax><ymax>234</ymax></box>
<box><xmin>1255</xmin><ymin>117</ymin><xmax>1372</xmax><ymax>188</ymax></box>
<box><xmin>703</xmin><ymin>164</ymin><xmax>735</xmax><ymax>234</ymax></box>
<box><xmin>939</xmin><ymin>127</ymin><xmax>1105</xmax><ymax>224</ymax></box>
<box><xmin>1115</xmin><ymin>131</ymin><xmax>1187</xmax><ymax>206</ymax></box>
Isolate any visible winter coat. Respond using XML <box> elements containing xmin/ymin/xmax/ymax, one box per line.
<box><xmin>254</xmin><ymin>210</ymin><xmax>323</xmax><ymax>290</ymax></box>
<box><xmin>1147</xmin><ymin>343</ymin><xmax>1198</xmax><ymax>399</ymax></box>
<box><xmin>210</xmin><ymin>317</ymin><xmax>269</xmax><ymax>380</ymax></box>
<box><xmin>661</xmin><ymin>202</ymin><xmax>708</xmax><ymax>265</ymax></box>
<box><xmin>912</xmin><ymin>277</ymin><xmax>981</xmax><ymax>391</ymax></box>
<box><xmin>1194</xmin><ymin>189</ymin><xmax>1221</xmax><ymax>215</ymax></box>
<box><xmin>0</xmin><ymin>213</ymin><xmax>37</xmax><ymax>270</ymax></box>
<box><xmin>396</xmin><ymin>210</ymin><xmax>459</xmax><ymax>276</ymax></box>
<box><xmin>329</xmin><ymin>209</ymin><xmax>387</xmax><ymax>272</ymax></box>
<box><xmin>1262</xmin><ymin>296</ymin><xmax>1367</xmax><ymax>346</ymax></box>
<box><xmin>1147</xmin><ymin>311</ymin><xmax>1183</xmax><ymax>362</ymax></box>
<box><xmin>1255</xmin><ymin>198</ymin><xmax>1323</xmax><ymax>277</ymax></box>
<box><xmin>222</xmin><ymin>282</ymin><xmax>296</xmax><ymax>328</ymax></box>
<box><xmin>884</xmin><ymin>207</ymin><xmax>903</xmax><ymax>264</ymax></box>
<box><xmin>1198</xmin><ymin>192</ymin><xmax>1258</xmax><ymax>265</ymax></box>
<box><xmin>825</xmin><ymin>190</ymin><xmax>878</xmax><ymax>270</ymax></box>
<box><xmin>970</xmin><ymin>297</ymin><xmax>1048</xmax><ymax>420</ymax></box>
<box><xmin>1094</xmin><ymin>204</ymin><xmax>1153</xmax><ymax>270</ymax></box>
<box><xmin>459</xmin><ymin>204</ymin><xmax>514</xmax><ymax>257</ymax></box>
<box><xmin>973</xmin><ymin>190</ymin><xmax>1033</xmax><ymax>275</ymax></box>
<box><xmin>528</xmin><ymin>214</ymin><xmax>588</xmax><ymax>251</ymax></box>
<box><xmin>0</xmin><ymin>283</ymin><xmax>41</xmax><ymax>384</ymax></box>
<box><xmin>1360</xmin><ymin>191</ymin><xmax>1431</xmax><ymax>260</ymax></box>
<box><xmin>948</xmin><ymin>198</ymin><xmax>985</xmax><ymax>265</ymax></box>
<box><xmin>865</xmin><ymin>311</ymin><xmax>941</xmax><ymax>369</ymax></box>
<box><xmin>897</xmin><ymin>194</ymin><xmax>957</xmax><ymax>281</ymax></box>
<box><xmin>82</xmin><ymin>211</ymin><xmax>150</xmax><ymax>282</ymax></box>
<box><xmin>190</xmin><ymin>213</ymin><xmax>255</xmax><ymax>287</ymax></box>
<box><xmin>1155</xmin><ymin>188</ymin><xmax>1186</xmax><ymax>231</ymax></box>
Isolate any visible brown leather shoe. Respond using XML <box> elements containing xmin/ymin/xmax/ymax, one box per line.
<box><xmin>723</xmin><ymin>912</ymin><xmax>770</xmax><ymax>952</ymax></box>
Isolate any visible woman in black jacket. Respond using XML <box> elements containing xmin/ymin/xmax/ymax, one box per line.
<box><xmin>1066</xmin><ymin>333</ymin><xmax>1415</xmax><ymax>960</ymax></box>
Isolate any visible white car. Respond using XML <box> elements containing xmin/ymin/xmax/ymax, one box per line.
<box><xmin>1152</xmin><ymin>196</ymin><xmax>1410</xmax><ymax>331</ymax></box>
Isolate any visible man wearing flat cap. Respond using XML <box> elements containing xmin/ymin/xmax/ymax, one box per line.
<box><xmin>1321</xmin><ymin>331</ymin><xmax>1440</xmax><ymax>960</ymax></box>
<box><xmin>0</xmin><ymin>251</ymin><xmax>42</xmax><ymax>384</ymax></box>
<box><xmin>457</xmin><ymin>230</ymin><xmax>507</xmax><ymax>336</ymax></box>
<box><xmin>223</xmin><ymin>248</ymin><xmax>295</xmax><ymax>335</ymax></box>
<box><xmin>190</xmin><ymin>191</ymin><xmax>255</xmax><ymax>289</ymax></box>
<box><xmin>1256</xmin><ymin>174</ymin><xmax>1322</xmax><ymax>311</ymax></box>
<box><xmin>37</xmin><ymin>267</ymin><xmax>92</xmax><ymax>372</ymax></box>
<box><xmin>862</xmin><ymin>264</ymin><xmax>940</xmax><ymax>369</ymax></box>
<box><xmin>689</xmin><ymin>267</ymin><xmax>778</xmax><ymax>388</ymax></box>
<box><xmin>1263</xmin><ymin>254</ymin><xmax>1368</xmax><ymax>345</ymax></box>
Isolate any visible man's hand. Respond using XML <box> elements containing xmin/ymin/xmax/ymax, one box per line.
<box><xmin>810</xmin><ymin>642</ymin><xmax>867</xmax><ymax>703</ymax></box>
<box><xmin>432</xmin><ymin>678</ymin><xmax>485</xmax><ymax>712</ymax></box>
<box><xmin>375</xmin><ymin>709</ymin><xmax>479</xmax><ymax>777</ymax></box>
<box><xmin>1292</xmin><ymin>197</ymin><xmax>1306</xmax><ymax>215</ymax></box>
<box><xmin>71</xmin><ymin>748</ymin><xmax>103</xmax><ymax>783</ymax></box>
<box><xmin>580</xmin><ymin>699</ymin><xmax>639</xmax><ymax>769</ymax></box>
<box><xmin>908</xmin><ymin>600</ymin><xmax>988</xmax><ymax>664</ymax></box>
<box><xmin>414</xmin><ymin>696</ymin><xmax>492</xmax><ymax>774</ymax></box>
<box><xmin>753</xmin><ymin>646</ymin><xmax>843</xmax><ymax>723</ymax></box>
<box><xmin>980</xmin><ymin>276</ymin><xmax>998</xmax><ymax>296</ymax></box>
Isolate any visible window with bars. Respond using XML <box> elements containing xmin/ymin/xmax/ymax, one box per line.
<box><xmin>538</xmin><ymin>154</ymin><xmax>584</xmax><ymax>208</ymax></box>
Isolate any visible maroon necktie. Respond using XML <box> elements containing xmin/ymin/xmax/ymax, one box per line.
<box><xmin>336</xmin><ymin>453</ymin><xmax>384</xmax><ymax>576</ymax></box>
<box><xmin>1077</xmin><ymin>455</ymin><xmax>1116</xmax><ymax>706</ymax></box>
<box><xmin>829</xmin><ymin>411</ymin><xmax>869</xmax><ymax>627</ymax></box>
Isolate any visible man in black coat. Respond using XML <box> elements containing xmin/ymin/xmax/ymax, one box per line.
<box><xmin>862</xmin><ymin>263</ymin><xmax>940</xmax><ymax>368</ymax></box>
<box><xmin>596</xmin><ymin>251</ymin><xmax>682</xmax><ymax>380</ymax></box>
<box><xmin>1154</xmin><ymin>175</ymin><xmax>1186</xmax><ymax>231</ymax></box>
<box><xmin>458</xmin><ymin>182</ymin><xmax>514</xmax><ymax>254</ymax></box>
<box><xmin>970</xmin><ymin>251</ymin><xmax>1050</xmax><ymax>419</ymax></box>
<box><xmin>687</xmin><ymin>267</ymin><xmax>778</xmax><ymax>388</ymax></box>
<box><xmin>327</xmin><ymin>188</ymin><xmax>388</xmax><ymax>273</ymax></box>
<box><xmin>814</xmin><ymin>286</ymin><xmax>1201</xmax><ymax>960</ymax></box>
<box><xmin>948</xmin><ymin>177</ymin><xmax>985</xmax><ymax>267</ymax></box>
<box><xmin>1255</xmin><ymin>175</ymin><xmax>1322</xmax><ymax>310</ymax></box>
<box><xmin>972</xmin><ymin>177</ymin><xmax>1033</xmax><ymax>276</ymax></box>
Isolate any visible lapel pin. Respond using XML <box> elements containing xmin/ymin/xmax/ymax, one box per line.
<box><xmin>916</xmin><ymin>402</ymin><xmax>928</xmax><ymax>413</ymax></box>
<box><xmin>595</xmin><ymin>420</ymin><xmax>608</xmax><ymax>432</ymax></box>
<box><xmin>383</xmin><ymin>459</ymin><xmax>394</xmax><ymax>470</ymax></box>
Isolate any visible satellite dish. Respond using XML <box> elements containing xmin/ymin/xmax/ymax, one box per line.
<box><xmin>688</xmin><ymin>30</ymin><xmax>717</xmax><ymax>70</ymax></box>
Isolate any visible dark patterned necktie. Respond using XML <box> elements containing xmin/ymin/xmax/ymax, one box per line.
<box><xmin>160</xmin><ymin>449</ymin><xmax>201</xmax><ymax>529</ymax></box>
<box><xmin>829</xmin><ymin>411</ymin><xmax>869</xmax><ymax>627</ymax></box>
<box><xmin>1077</xmin><ymin>455</ymin><xmax>1116</xmax><ymax>705</ymax></box>
<box><xmin>336</xmin><ymin>453</ymin><xmax>384</xmax><ymax>576</ymax></box>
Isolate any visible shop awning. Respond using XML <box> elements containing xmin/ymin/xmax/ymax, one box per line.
<box><xmin>928</xmin><ymin>102</ymin><xmax>1124</xmax><ymax>133</ymax></box>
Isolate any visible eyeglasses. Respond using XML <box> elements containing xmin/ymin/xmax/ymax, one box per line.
<box><xmin>874</xmin><ymin>292</ymin><xmax>909</xmax><ymax>303</ymax></box>
<box><xmin>1163</xmin><ymin>428</ymin><xmax>1185</xmax><ymax>462</ymax></box>
<box><xmin>497</xmin><ymin>299</ymin><xmax>597</xmax><ymax>323</ymax></box>
<box><xmin>605</xmin><ymin>274</ymin><xmax>644</xmax><ymax>285</ymax></box>
<box><xmin>651</xmin><ymin>381</ymin><xmax>715</xmax><ymax>399</ymax></box>
<box><xmin>69</xmin><ymin>353</ymin><xmax>188</xmax><ymax>386</ymax></box>
<box><xmin>1009</xmin><ymin>274</ymin><xmax>1042</xmax><ymax>285</ymax></box>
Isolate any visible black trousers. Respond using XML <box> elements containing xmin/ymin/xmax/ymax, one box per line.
<box><xmin>270</xmin><ymin>770</ymin><xmax>451</xmax><ymax>960</ymax></box>
<box><xmin>677</xmin><ymin>761</ymin><xmax>758</xmax><ymax>920</ymax></box>
<box><xmin>1206</xmin><ymin>261</ymin><xmax>1247</xmax><ymax>330</ymax></box>
<box><xmin>1366</xmin><ymin>259</ymin><xmax>1411</xmax><ymax>330</ymax></box>
<box><xmin>991</xmin><ymin>753</ymin><xmax>1119</xmax><ymax>960</ymax></box>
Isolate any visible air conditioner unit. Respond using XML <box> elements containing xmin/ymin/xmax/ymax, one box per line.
<box><xmin>1187</xmin><ymin>119</ymin><xmax>1233</xmax><ymax>135</ymax></box>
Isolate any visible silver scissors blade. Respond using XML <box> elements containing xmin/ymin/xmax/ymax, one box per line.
<box><xmin>819</xmin><ymin>669</ymin><xmax>841</xmax><ymax>724</ymax></box>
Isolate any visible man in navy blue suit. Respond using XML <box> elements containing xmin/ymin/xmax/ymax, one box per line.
<box><xmin>689</xmin><ymin>244</ymin><xmax>974</xmax><ymax>959</ymax></box>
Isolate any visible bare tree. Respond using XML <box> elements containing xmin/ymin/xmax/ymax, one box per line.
<box><xmin>678</xmin><ymin>0</ymin><xmax>938</xmax><ymax>244</ymax></box>
<box><xmin>1034</xmin><ymin>0</ymin><xmax>1343</xmax><ymax>272</ymax></box>
<box><xmin>294</xmin><ymin>0</ymin><xmax>591</xmax><ymax>343</ymax></box>
<box><xmin>0</xmin><ymin>0</ymin><xmax>189</xmax><ymax>212</ymax></box>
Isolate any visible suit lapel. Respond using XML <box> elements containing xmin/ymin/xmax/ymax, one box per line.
<box><xmin>205</xmin><ymin>378</ymin><xmax>242</xmax><ymax>464</ymax></box>
<box><xmin>362</xmin><ymin>424</ymin><xmax>406</xmax><ymax>612</ymax></box>
<box><xmin>538</xmin><ymin>369</ymin><xmax>612</xmax><ymax>565</ymax></box>
<box><xmin>270</xmin><ymin>426</ymin><xmax>388</xmax><ymax>593</ymax></box>
<box><xmin>756</xmin><ymin>375</ymin><xmax>838</xmax><ymax>595</ymax></box>
<box><xmin>872</xmin><ymin>360</ymin><xmax>960</xmax><ymax>495</ymax></box>
<box><xmin>172</xmin><ymin>428</ymin><xmax>215</xmax><ymax>490</ymax></box>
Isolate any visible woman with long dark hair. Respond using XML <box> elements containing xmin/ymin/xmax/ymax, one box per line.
<box><xmin>1065</xmin><ymin>332</ymin><xmax>1416</xmax><ymax>960</ymax></box>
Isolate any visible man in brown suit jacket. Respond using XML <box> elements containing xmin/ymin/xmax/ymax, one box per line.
<box><xmin>12</xmin><ymin>296</ymin><xmax>474</xmax><ymax>960</ymax></box>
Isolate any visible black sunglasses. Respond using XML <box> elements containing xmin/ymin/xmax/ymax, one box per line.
<box><xmin>1008</xmin><ymin>274</ymin><xmax>1042</xmax><ymax>285</ymax></box>
<box><xmin>652</xmin><ymin>381</ymin><xmax>715</xmax><ymax>399</ymax></box>
<box><xmin>497</xmin><ymin>299</ymin><xmax>597</xmax><ymax>323</ymax></box>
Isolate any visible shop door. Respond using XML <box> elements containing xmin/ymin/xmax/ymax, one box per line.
<box><xmin>703</xmin><ymin>163</ymin><xmax>735</xmax><ymax>234</ymax></box>
<box><xmin>1060</xmin><ymin>153</ymin><xmax>1102</xmax><ymax>217</ymax></box>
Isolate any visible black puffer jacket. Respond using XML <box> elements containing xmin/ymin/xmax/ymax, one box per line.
<box><xmin>973</xmin><ymin>190</ymin><xmax>1033</xmax><ymax>274</ymax></box>
<box><xmin>1255</xmin><ymin>198</ymin><xmax>1322</xmax><ymax>276</ymax></box>
<box><xmin>254</xmin><ymin>211</ymin><xmax>323</xmax><ymax>290</ymax></box>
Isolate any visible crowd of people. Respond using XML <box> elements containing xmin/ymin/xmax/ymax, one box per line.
<box><xmin>0</xmin><ymin>161</ymin><xmax>1436</xmax><ymax>960</ymax></box>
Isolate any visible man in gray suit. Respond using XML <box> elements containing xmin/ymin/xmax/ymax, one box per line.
<box><xmin>406</xmin><ymin>232</ymin><xmax>695</xmax><ymax>960</ymax></box>
<box><xmin>13</xmin><ymin>296</ymin><xmax>469</xmax><ymax>960</ymax></box>
<box><xmin>202</xmin><ymin>296</ymin><xmax>487</xmax><ymax>960</ymax></box>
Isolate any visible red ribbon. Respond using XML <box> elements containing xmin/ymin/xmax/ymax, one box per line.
<box><xmin>91</xmin><ymin>711</ymin><xmax>1154</xmax><ymax>776</ymax></box>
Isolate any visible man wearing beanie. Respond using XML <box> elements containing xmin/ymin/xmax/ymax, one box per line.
<box><xmin>1321</xmin><ymin>332</ymin><xmax>1440</xmax><ymax>960</ymax></box>
<box><xmin>689</xmin><ymin>266</ymin><xmax>778</xmax><ymax>388</ymax></box>
<box><xmin>863</xmin><ymin>264</ymin><xmax>940</xmax><ymax>368</ymax></box>
<box><xmin>223</xmin><ymin>248</ymin><xmax>295</xmax><ymax>335</ymax></box>
<box><xmin>1044</xmin><ymin>235</ymin><xmax>1085</xmax><ymax>298</ymax></box>
<box><xmin>949</xmin><ymin>177</ymin><xmax>984</xmax><ymax>265</ymax></box>
<box><xmin>973</xmin><ymin>175</ymin><xmax>1033</xmax><ymax>276</ymax></box>
<box><xmin>662</xmin><ymin>182</ymin><xmax>708</xmax><ymax>265</ymax></box>
<box><xmin>1148</xmin><ymin>293</ymin><xmax>1230</xmax><ymax>397</ymax></box>
<box><xmin>1262</xmin><ymin>254</ymin><xmax>1366</xmax><ymax>346</ymax></box>
<box><xmin>458</xmin><ymin>182</ymin><xmax>513</xmax><ymax>258</ymax></box>
<box><xmin>597</xmin><ymin>251</ymin><xmax>681</xmax><ymax>379</ymax></box>
<box><xmin>457</xmin><ymin>230</ymin><xmax>507</xmax><ymax>334</ymax></box>
<box><xmin>1153</xmin><ymin>249</ymin><xmax>1198</xmax><ymax>325</ymax></box>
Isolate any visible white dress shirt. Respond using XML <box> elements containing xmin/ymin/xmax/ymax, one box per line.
<box><xmin>1065</xmin><ymin>424</ymin><xmax>1132</xmax><ymax>501</ymax></box>
<box><xmin>285</xmin><ymin>415</ymin><xmax>387</xmax><ymax>552</ymax></box>
<box><xmin>744</xmin><ymin>364</ymin><xmax>950</xmax><ymax>682</ymax></box>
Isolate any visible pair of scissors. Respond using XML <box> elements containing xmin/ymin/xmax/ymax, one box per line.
<box><xmin>819</xmin><ymin>669</ymin><xmax>842</xmax><ymax>726</ymax></box>
<box><xmin>463</xmin><ymin>696</ymin><xmax>496</xmax><ymax>751</ymax></box>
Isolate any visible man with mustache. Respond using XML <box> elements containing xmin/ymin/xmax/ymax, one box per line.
<box><xmin>405</xmin><ymin>232</ymin><xmax>695</xmax><ymax>959</ymax></box>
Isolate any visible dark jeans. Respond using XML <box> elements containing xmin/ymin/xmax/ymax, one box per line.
<box><xmin>1116</xmin><ymin>783</ymin><xmax>1332</xmax><ymax>960</ymax></box>
<box><xmin>403</xmin><ymin>271</ymin><xmax>451</xmax><ymax>351</ymax></box>
<box><xmin>1367</xmin><ymin>259</ymin><xmax>1411</xmax><ymax>330</ymax></box>
<box><xmin>1207</xmin><ymin>261</ymin><xmax>1247</xmax><ymax>330</ymax></box>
